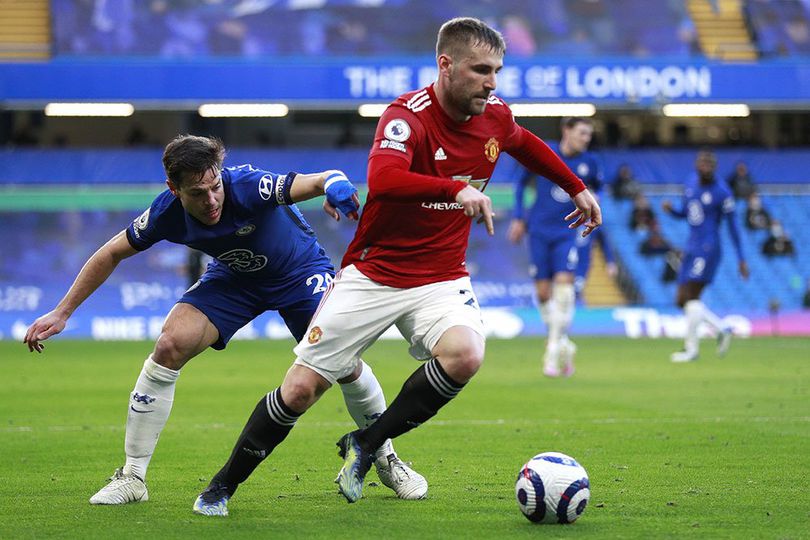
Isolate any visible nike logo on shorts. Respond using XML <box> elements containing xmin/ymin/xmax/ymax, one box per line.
<box><xmin>130</xmin><ymin>405</ymin><xmax>153</xmax><ymax>414</ymax></box>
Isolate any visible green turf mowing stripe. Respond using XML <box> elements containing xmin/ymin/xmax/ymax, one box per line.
<box><xmin>0</xmin><ymin>185</ymin><xmax>518</xmax><ymax>211</ymax></box>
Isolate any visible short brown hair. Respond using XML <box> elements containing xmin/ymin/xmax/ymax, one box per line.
<box><xmin>561</xmin><ymin>117</ymin><xmax>593</xmax><ymax>131</ymax></box>
<box><xmin>162</xmin><ymin>135</ymin><xmax>226</xmax><ymax>188</ymax></box>
<box><xmin>436</xmin><ymin>17</ymin><xmax>506</xmax><ymax>59</ymax></box>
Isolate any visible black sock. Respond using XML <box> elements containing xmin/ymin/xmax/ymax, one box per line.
<box><xmin>357</xmin><ymin>357</ymin><xmax>465</xmax><ymax>452</ymax></box>
<box><xmin>211</xmin><ymin>388</ymin><xmax>300</xmax><ymax>493</ymax></box>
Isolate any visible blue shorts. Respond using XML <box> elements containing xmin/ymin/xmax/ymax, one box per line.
<box><xmin>178</xmin><ymin>263</ymin><xmax>334</xmax><ymax>350</ymax></box>
<box><xmin>528</xmin><ymin>232</ymin><xmax>579</xmax><ymax>281</ymax></box>
<box><xmin>678</xmin><ymin>249</ymin><xmax>720</xmax><ymax>285</ymax></box>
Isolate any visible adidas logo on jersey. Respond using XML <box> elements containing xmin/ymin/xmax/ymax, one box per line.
<box><xmin>434</xmin><ymin>147</ymin><xmax>447</xmax><ymax>160</ymax></box>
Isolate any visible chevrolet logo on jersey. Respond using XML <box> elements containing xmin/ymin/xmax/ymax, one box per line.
<box><xmin>422</xmin><ymin>176</ymin><xmax>490</xmax><ymax>210</ymax></box>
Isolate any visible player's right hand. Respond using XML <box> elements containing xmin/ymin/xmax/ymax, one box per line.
<box><xmin>23</xmin><ymin>311</ymin><xmax>67</xmax><ymax>353</ymax></box>
<box><xmin>507</xmin><ymin>219</ymin><xmax>526</xmax><ymax>244</ymax></box>
<box><xmin>456</xmin><ymin>185</ymin><xmax>495</xmax><ymax>236</ymax></box>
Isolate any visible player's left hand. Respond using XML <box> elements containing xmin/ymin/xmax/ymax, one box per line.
<box><xmin>324</xmin><ymin>172</ymin><xmax>360</xmax><ymax>221</ymax></box>
<box><xmin>566</xmin><ymin>189</ymin><xmax>602</xmax><ymax>237</ymax></box>
<box><xmin>739</xmin><ymin>260</ymin><xmax>750</xmax><ymax>280</ymax></box>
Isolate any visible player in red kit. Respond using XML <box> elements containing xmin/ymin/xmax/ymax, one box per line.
<box><xmin>194</xmin><ymin>17</ymin><xmax>601</xmax><ymax>513</ymax></box>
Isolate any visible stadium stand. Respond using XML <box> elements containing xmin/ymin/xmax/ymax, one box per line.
<box><xmin>43</xmin><ymin>0</ymin><xmax>716</xmax><ymax>59</ymax></box>
<box><xmin>2</xmin><ymin>147</ymin><xmax>807</xmax><ymax>314</ymax></box>
<box><xmin>746</xmin><ymin>0</ymin><xmax>810</xmax><ymax>56</ymax></box>
<box><xmin>44</xmin><ymin>0</ymin><xmax>810</xmax><ymax>60</ymax></box>
<box><xmin>601</xmin><ymin>192</ymin><xmax>809</xmax><ymax>311</ymax></box>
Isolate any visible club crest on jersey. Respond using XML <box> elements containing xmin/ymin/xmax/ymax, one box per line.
<box><xmin>308</xmin><ymin>326</ymin><xmax>323</xmax><ymax>344</ymax></box>
<box><xmin>577</xmin><ymin>163</ymin><xmax>590</xmax><ymax>177</ymax></box>
<box><xmin>484</xmin><ymin>137</ymin><xmax>500</xmax><ymax>163</ymax></box>
<box><xmin>384</xmin><ymin>119</ymin><xmax>411</xmax><ymax>142</ymax></box>
<box><xmin>236</xmin><ymin>224</ymin><xmax>256</xmax><ymax>236</ymax></box>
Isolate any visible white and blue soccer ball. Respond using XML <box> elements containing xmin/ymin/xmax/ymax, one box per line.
<box><xmin>515</xmin><ymin>451</ymin><xmax>590</xmax><ymax>524</ymax></box>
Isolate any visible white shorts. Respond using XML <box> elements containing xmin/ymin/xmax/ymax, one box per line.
<box><xmin>293</xmin><ymin>264</ymin><xmax>485</xmax><ymax>384</ymax></box>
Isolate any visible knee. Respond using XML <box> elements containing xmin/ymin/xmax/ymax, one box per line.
<box><xmin>676</xmin><ymin>291</ymin><xmax>692</xmax><ymax>309</ymax></box>
<box><xmin>282</xmin><ymin>379</ymin><xmax>319</xmax><ymax>413</ymax></box>
<box><xmin>281</xmin><ymin>368</ymin><xmax>329</xmax><ymax>413</ymax></box>
<box><xmin>442</xmin><ymin>341</ymin><xmax>485</xmax><ymax>381</ymax></box>
<box><xmin>536</xmin><ymin>284</ymin><xmax>552</xmax><ymax>304</ymax></box>
<box><xmin>152</xmin><ymin>333</ymin><xmax>191</xmax><ymax>370</ymax></box>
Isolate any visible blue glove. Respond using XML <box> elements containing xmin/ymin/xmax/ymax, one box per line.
<box><xmin>324</xmin><ymin>171</ymin><xmax>359</xmax><ymax>218</ymax></box>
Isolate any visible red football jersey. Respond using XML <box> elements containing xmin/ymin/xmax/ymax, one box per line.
<box><xmin>342</xmin><ymin>84</ymin><xmax>584</xmax><ymax>288</ymax></box>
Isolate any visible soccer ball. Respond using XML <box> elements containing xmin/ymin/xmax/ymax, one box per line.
<box><xmin>515</xmin><ymin>451</ymin><xmax>590</xmax><ymax>524</ymax></box>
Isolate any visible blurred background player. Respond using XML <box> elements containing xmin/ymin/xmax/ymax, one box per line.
<box><xmin>662</xmin><ymin>149</ymin><xmax>749</xmax><ymax>363</ymax></box>
<box><xmin>574</xmin><ymin>225</ymin><xmax>617</xmax><ymax>303</ymax></box>
<box><xmin>507</xmin><ymin>117</ymin><xmax>601</xmax><ymax>377</ymax></box>
<box><xmin>23</xmin><ymin>135</ymin><xmax>426</xmax><ymax>506</ymax></box>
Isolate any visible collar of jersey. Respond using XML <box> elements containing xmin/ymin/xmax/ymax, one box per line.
<box><xmin>427</xmin><ymin>84</ymin><xmax>472</xmax><ymax>128</ymax></box>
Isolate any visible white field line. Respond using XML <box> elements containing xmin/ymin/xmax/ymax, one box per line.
<box><xmin>2</xmin><ymin>416</ymin><xmax>809</xmax><ymax>434</ymax></box>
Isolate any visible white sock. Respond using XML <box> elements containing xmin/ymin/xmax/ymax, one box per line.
<box><xmin>339</xmin><ymin>360</ymin><xmax>394</xmax><ymax>460</ymax></box>
<box><xmin>123</xmin><ymin>356</ymin><xmax>179</xmax><ymax>480</ymax></box>
<box><xmin>684</xmin><ymin>300</ymin><xmax>702</xmax><ymax>354</ymax></box>
<box><xmin>552</xmin><ymin>283</ymin><xmax>576</xmax><ymax>342</ymax></box>
<box><xmin>700</xmin><ymin>303</ymin><xmax>724</xmax><ymax>332</ymax></box>
<box><xmin>540</xmin><ymin>300</ymin><xmax>561</xmax><ymax>347</ymax></box>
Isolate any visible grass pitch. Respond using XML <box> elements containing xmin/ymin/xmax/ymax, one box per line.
<box><xmin>1</xmin><ymin>337</ymin><xmax>808</xmax><ymax>539</ymax></box>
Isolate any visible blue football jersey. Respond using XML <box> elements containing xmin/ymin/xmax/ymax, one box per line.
<box><xmin>514</xmin><ymin>142</ymin><xmax>603</xmax><ymax>235</ymax></box>
<box><xmin>126</xmin><ymin>164</ymin><xmax>332</xmax><ymax>283</ymax></box>
<box><xmin>675</xmin><ymin>180</ymin><xmax>739</xmax><ymax>254</ymax></box>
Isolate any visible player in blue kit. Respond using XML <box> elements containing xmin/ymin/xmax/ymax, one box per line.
<box><xmin>23</xmin><ymin>135</ymin><xmax>426</xmax><ymax>506</ymax></box>
<box><xmin>662</xmin><ymin>149</ymin><xmax>749</xmax><ymax>363</ymax></box>
<box><xmin>508</xmin><ymin>117</ymin><xmax>601</xmax><ymax>377</ymax></box>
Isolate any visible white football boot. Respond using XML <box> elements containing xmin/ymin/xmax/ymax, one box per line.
<box><xmin>375</xmin><ymin>454</ymin><xmax>428</xmax><ymax>500</ymax></box>
<box><xmin>559</xmin><ymin>337</ymin><xmax>577</xmax><ymax>377</ymax></box>
<box><xmin>542</xmin><ymin>342</ymin><xmax>561</xmax><ymax>377</ymax></box>
<box><xmin>89</xmin><ymin>468</ymin><xmax>148</xmax><ymax>504</ymax></box>
<box><xmin>670</xmin><ymin>350</ymin><xmax>699</xmax><ymax>363</ymax></box>
<box><xmin>716</xmin><ymin>328</ymin><xmax>733</xmax><ymax>357</ymax></box>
